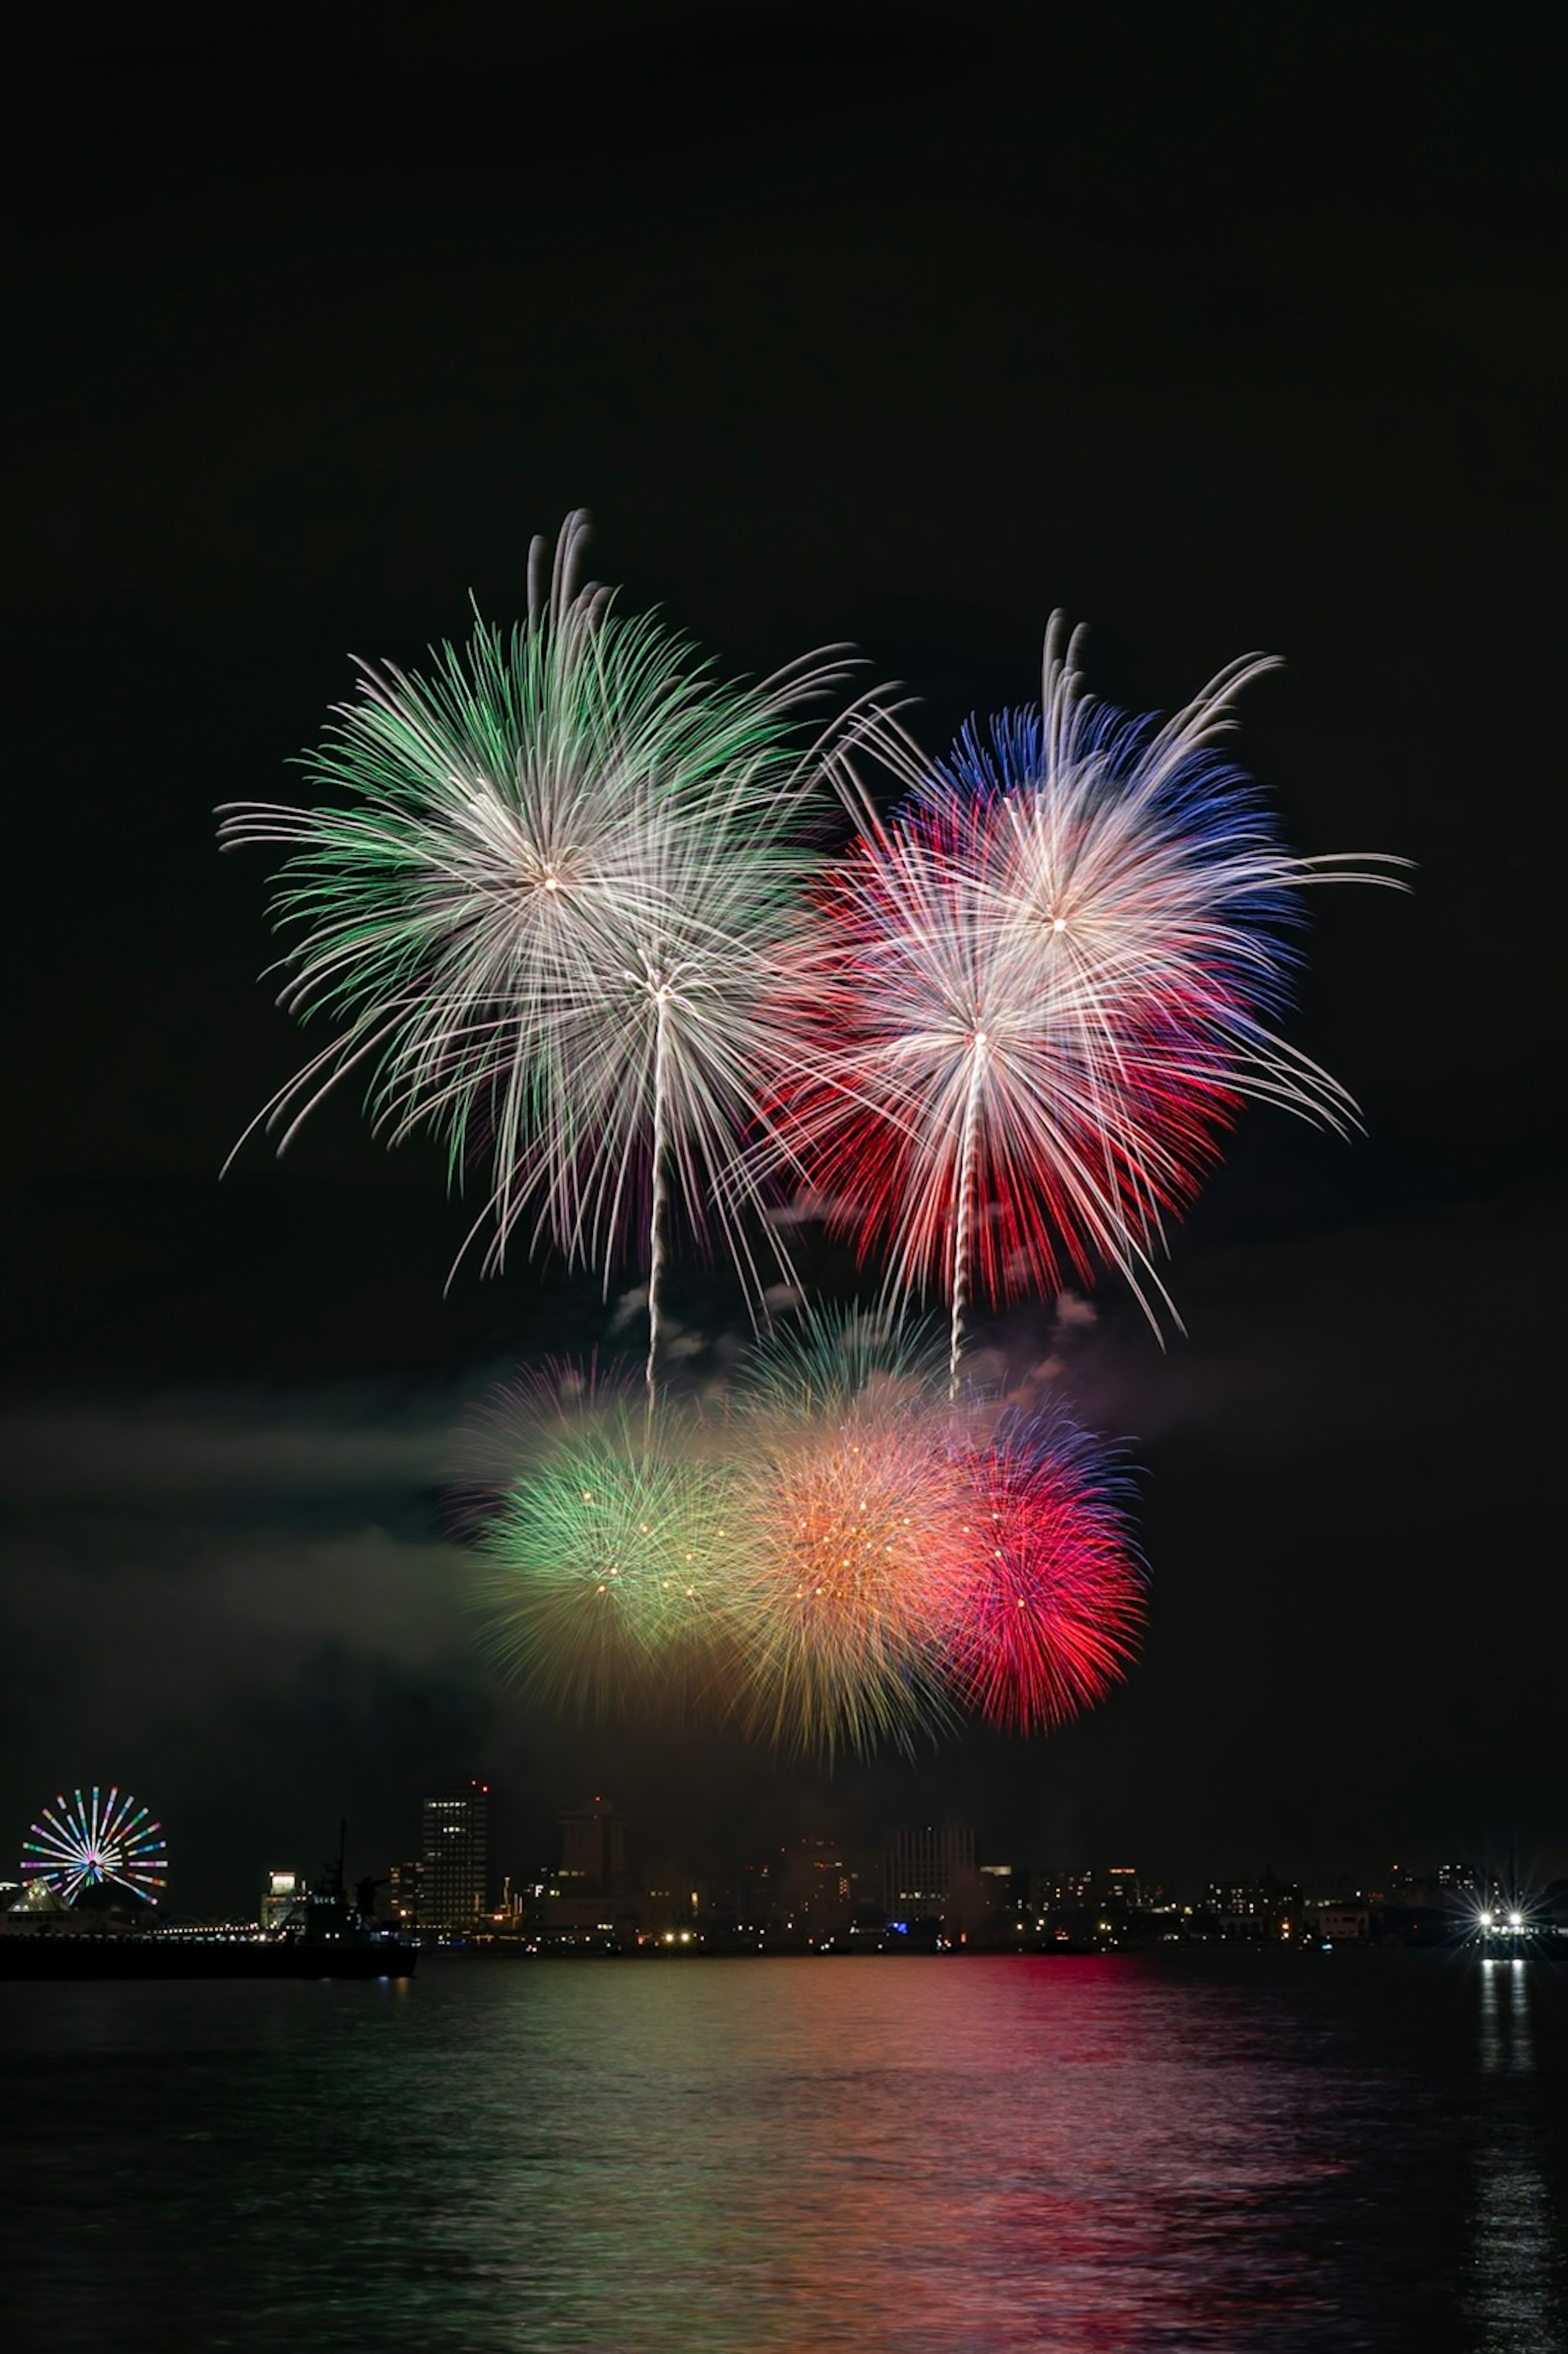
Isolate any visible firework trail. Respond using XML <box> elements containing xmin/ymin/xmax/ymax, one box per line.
<box><xmin>940</xmin><ymin>1399</ymin><xmax>1145</xmax><ymax>1734</ymax></box>
<box><xmin>474</xmin><ymin>1372</ymin><xmax>741</xmax><ymax>1718</ymax></box>
<box><xmin>772</xmin><ymin>616</ymin><xmax>1408</xmax><ymax>1385</ymax></box>
<box><xmin>220</xmin><ymin>512</ymin><xmax>858</xmax><ymax>1390</ymax></box>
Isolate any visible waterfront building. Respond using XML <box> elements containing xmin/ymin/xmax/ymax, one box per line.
<box><xmin>763</xmin><ymin>1839</ymin><xmax>861</xmax><ymax>1933</ymax></box>
<box><xmin>532</xmin><ymin>1798</ymin><xmax>635</xmax><ymax>1940</ymax></box>
<box><xmin>1200</xmin><ymin>1869</ymin><xmax>1303</xmax><ymax>1940</ymax></box>
<box><xmin>420</xmin><ymin>1783</ymin><xmax>490</xmax><ymax>1935</ymax></box>
<box><xmin>388</xmin><ymin>1857</ymin><xmax>423</xmax><ymax>1930</ymax></box>
<box><xmin>641</xmin><ymin>1881</ymin><xmax>704</xmax><ymax>1935</ymax></box>
<box><xmin>259</xmin><ymin>1869</ymin><xmax>303</xmax><ymax>1930</ymax></box>
<box><xmin>1034</xmin><ymin>1868</ymin><xmax>1094</xmax><ymax>1912</ymax></box>
<box><xmin>883</xmin><ymin>1825</ymin><xmax>990</xmax><ymax>1931</ymax></box>
<box><xmin>558</xmin><ymin>1796</ymin><xmax>628</xmax><ymax>1895</ymax></box>
<box><xmin>1315</xmin><ymin>1904</ymin><xmax>1371</xmax><ymax>1942</ymax></box>
<box><xmin>2</xmin><ymin>1879</ymin><xmax>72</xmax><ymax>1930</ymax></box>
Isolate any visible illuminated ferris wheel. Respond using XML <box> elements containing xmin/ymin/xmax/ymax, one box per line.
<box><xmin>20</xmin><ymin>1785</ymin><xmax>169</xmax><ymax>1905</ymax></box>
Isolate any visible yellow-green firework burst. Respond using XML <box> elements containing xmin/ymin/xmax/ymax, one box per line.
<box><xmin>477</xmin><ymin>1393</ymin><xmax>742</xmax><ymax>1718</ymax></box>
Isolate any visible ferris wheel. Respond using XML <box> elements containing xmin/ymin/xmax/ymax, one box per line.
<box><xmin>21</xmin><ymin>1785</ymin><xmax>169</xmax><ymax>1905</ymax></box>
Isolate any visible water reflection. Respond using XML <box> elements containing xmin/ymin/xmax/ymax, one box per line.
<box><xmin>1468</xmin><ymin>1959</ymin><xmax>1566</xmax><ymax>2353</ymax></box>
<box><xmin>2</xmin><ymin>1954</ymin><xmax>1564</xmax><ymax>2353</ymax></box>
<box><xmin>452</xmin><ymin>1957</ymin><xmax>1352</xmax><ymax>2350</ymax></box>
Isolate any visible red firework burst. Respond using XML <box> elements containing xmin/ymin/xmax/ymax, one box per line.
<box><xmin>941</xmin><ymin>1408</ymin><xmax>1146</xmax><ymax>1734</ymax></box>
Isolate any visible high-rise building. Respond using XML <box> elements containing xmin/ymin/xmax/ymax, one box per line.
<box><xmin>558</xmin><ymin>1797</ymin><xmax>628</xmax><ymax>1895</ymax></box>
<box><xmin>532</xmin><ymin>1798</ymin><xmax>633</xmax><ymax>1937</ymax></box>
<box><xmin>420</xmin><ymin>1783</ymin><xmax>491</xmax><ymax>1934</ymax></box>
<box><xmin>388</xmin><ymin>1857</ymin><xmax>423</xmax><ymax>1930</ymax></box>
<box><xmin>884</xmin><ymin>1825</ymin><xmax>976</xmax><ymax>1924</ymax></box>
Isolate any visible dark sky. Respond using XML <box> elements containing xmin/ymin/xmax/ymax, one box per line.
<box><xmin>4</xmin><ymin>2</ymin><xmax>1561</xmax><ymax>1914</ymax></box>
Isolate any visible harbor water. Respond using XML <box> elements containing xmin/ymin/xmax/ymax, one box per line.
<box><xmin>3</xmin><ymin>1950</ymin><xmax>1565</xmax><ymax>2351</ymax></box>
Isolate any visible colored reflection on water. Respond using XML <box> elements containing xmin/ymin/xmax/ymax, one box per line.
<box><xmin>3</xmin><ymin>1953</ymin><xmax>1566</xmax><ymax>2352</ymax></box>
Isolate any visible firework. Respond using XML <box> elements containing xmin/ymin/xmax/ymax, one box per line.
<box><xmin>468</xmin><ymin>1324</ymin><xmax>1145</xmax><ymax>1757</ymax></box>
<box><xmin>734</xmin><ymin>1295</ymin><xmax>951</xmax><ymax>1416</ymax></box>
<box><xmin>940</xmin><ymin>1402</ymin><xmax>1145</xmax><ymax>1734</ymax></box>
<box><xmin>220</xmin><ymin>512</ymin><xmax>857</xmax><ymax>1387</ymax></box>
<box><xmin>474</xmin><ymin>1376</ymin><xmax>740</xmax><ymax>1717</ymax></box>
<box><xmin>719</xmin><ymin>1307</ymin><xmax>970</xmax><ymax>1759</ymax></box>
<box><xmin>773</xmin><ymin>617</ymin><xmax>1408</xmax><ymax>1382</ymax></box>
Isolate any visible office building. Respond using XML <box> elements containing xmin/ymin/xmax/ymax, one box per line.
<box><xmin>534</xmin><ymin>1799</ymin><xmax>633</xmax><ymax>1937</ymax></box>
<box><xmin>420</xmin><ymin>1783</ymin><xmax>490</xmax><ymax>1934</ymax></box>
<box><xmin>558</xmin><ymin>1796</ymin><xmax>628</xmax><ymax>1894</ymax></box>
<box><xmin>884</xmin><ymin>1824</ymin><xmax>976</xmax><ymax>1925</ymax></box>
<box><xmin>388</xmin><ymin>1857</ymin><xmax>423</xmax><ymax>1931</ymax></box>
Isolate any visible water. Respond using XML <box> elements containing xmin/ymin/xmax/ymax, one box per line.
<box><xmin>3</xmin><ymin>1951</ymin><xmax>1566</xmax><ymax>2352</ymax></box>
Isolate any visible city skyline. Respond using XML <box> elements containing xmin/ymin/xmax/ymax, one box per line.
<box><xmin>9</xmin><ymin>1765</ymin><xmax>1561</xmax><ymax>1953</ymax></box>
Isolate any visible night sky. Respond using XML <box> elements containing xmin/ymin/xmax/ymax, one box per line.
<box><xmin>5</xmin><ymin>3</ymin><xmax>1560</xmax><ymax>1915</ymax></box>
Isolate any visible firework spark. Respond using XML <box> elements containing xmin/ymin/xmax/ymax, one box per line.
<box><xmin>474</xmin><ymin>1375</ymin><xmax>739</xmax><ymax>1718</ymax></box>
<box><xmin>718</xmin><ymin>1308</ymin><xmax>969</xmax><ymax>1759</ymax></box>
<box><xmin>468</xmin><ymin>1322</ymin><xmax>1145</xmax><ymax>1757</ymax></box>
<box><xmin>772</xmin><ymin>616</ymin><xmax>1408</xmax><ymax>1382</ymax></box>
<box><xmin>941</xmin><ymin>1401</ymin><xmax>1145</xmax><ymax>1734</ymax></box>
<box><xmin>220</xmin><ymin>512</ymin><xmax>858</xmax><ymax>1387</ymax></box>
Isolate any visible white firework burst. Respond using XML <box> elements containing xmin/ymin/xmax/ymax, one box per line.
<box><xmin>773</xmin><ymin>614</ymin><xmax>1409</xmax><ymax>1382</ymax></box>
<box><xmin>220</xmin><ymin>511</ymin><xmax>861</xmax><ymax>1387</ymax></box>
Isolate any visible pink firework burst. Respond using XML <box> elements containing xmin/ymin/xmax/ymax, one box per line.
<box><xmin>941</xmin><ymin>1402</ymin><xmax>1145</xmax><ymax>1735</ymax></box>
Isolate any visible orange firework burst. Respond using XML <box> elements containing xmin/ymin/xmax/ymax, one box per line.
<box><xmin>719</xmin><ymin>1310</ymin><xmax>972</xmax><ymax>1757</ymax></box>
<box><xmin>725</xmin><ymin>1422</ymin><xmax>969</xmax><ymax>1758</ymax></box>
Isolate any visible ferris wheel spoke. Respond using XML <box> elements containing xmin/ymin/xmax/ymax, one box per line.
<box><xmin>18</xmin><ymin>1784</ymin><xmax>168</xmax><ymax>1907</ymax></box>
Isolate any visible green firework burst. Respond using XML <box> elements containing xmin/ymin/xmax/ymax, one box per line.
<box><xmin>477</xmin><ymin>1393</ymin><xmax>744</xmax><ymax>1717</ymax></box>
